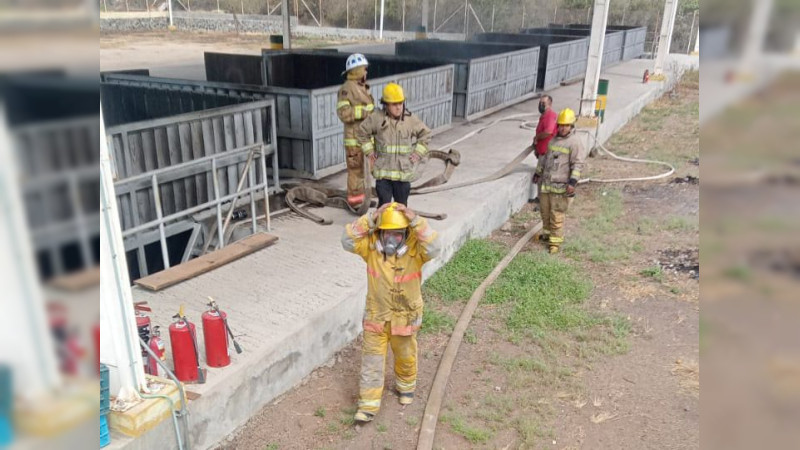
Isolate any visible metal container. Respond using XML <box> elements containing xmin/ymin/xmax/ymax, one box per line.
<box><xmin>4</xmin><ymin>74</ymin><xmax>100</xmax><ymax>281</ymax></box>
<box><xmin>101</xmin><ymin>75</ymin><xmax>279</xmax><ymax>277</ymax></box>
<box><xmin>471</xmin><ymin>33</ymin><xmax>586</xmax><ymax>91</ymax></box>
<box><xmin>257</xmin><ymin>51</ymin><xmax>455</xmax><ymax>179</ymax></box>
<box><xmin>525</xmin><ymin>27</ymin><xmax>625</xmax><ymax>69</ymax></box>
<box><xmin>393</xmin><ymin>40</ymin><xmax>540</xmax><ymax>120</ymax></box>
<box><xmin>558</xmin><ymin>24</ymin><xmax>647</xmax><ymax>61</ymax></box>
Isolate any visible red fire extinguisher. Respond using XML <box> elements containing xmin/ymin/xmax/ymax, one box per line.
<box><xmin>169</xmin><ymin>306</ymin><xmax>205</xmax><ymax>383</ymax></box>
<box><xmin>134</xmin><ymin>302</ymin><xmax>152</xmax><ymax>364</ymax></box>
<box><xmin>147</xmin><ymin>326</ymin><xmax>167</xmax><ymax>377</ymax></box>
<box><xmin>202</xmin><ymin>301</ymin><xmax>230</xmax><ymax>368</ymax></box>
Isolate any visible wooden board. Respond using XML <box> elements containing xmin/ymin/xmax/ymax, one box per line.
<box><xmin>134</xmin><ymin>233</ymin><xmax>278</xmax><ymax>291</ymax></box>
<box><xmin>48</xmin><ymin>266</ymin><xmax>101</xmax><ymax>291</ymax></box>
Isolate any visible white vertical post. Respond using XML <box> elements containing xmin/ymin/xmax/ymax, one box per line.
<box><xmin>422</xmin><ymin>0</ymin><xmax>429</xmax><ymax>31</ymax></box>
<box><xmin>579</xmin><ymin>0</ymin><xmax>609</xmax><ymax>117</ymax></box>
<box><xmin>99</xmin><ymin>107</ymin><xmax>147</xmax><ymax>402</ymax></box>
<box><xmin>379</xmin><ymin>0</ymin><xmax>385</xmax><ymax>39</ymax></box>
<box><xmin>738</xmin><ymin>0</ymin><xmax>773</xmax><ymax>74</ymax></box>
<box><xmin>168</xmin><ymin>0</ymin><xmax>174</xmax><ymax>28</ymax></box>
<box><xmin>653</xmin><ymin>0</ymin><xmax>679</xmax><ymax>75</ymax></box>
<box><xmin>0</xmin><ymin>103</ymin><xmax>60</xmax><ymax>401</ymax></box>
<box><xmin>282</xmin><ymin>0</ymin><xmax>292</xmax><ymax>48</ymax></box>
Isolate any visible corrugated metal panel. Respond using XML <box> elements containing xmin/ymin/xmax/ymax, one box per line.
<box><xmin>105</xmin><ymin>99</ymin><xmax>278</xmax><ymax>231</ymax></box>
<box><xmin>465</xmin><ymin>47</ymin><xmax>539</xmax><ymax>119</ymax></box>
<box><xmin>622</xmin><ymin>27</ymin><xmax>647</xmax><ymax>60</ymax></box>
<box><xmin>395</xmin><ymin>40</ymin><xmax>537</xmax><ymax>120</ymax></box>
<box><xmin>308</xmin><ymin>64</ymin><xmax>454</xmax><ymax>178</ymax></box>
<box><xmin>101</xmin><ymin>74</ymin><xmax>316</xmax><ymax>178</ymax></box>
<box><xmin>204</xmin><ymin>52</ymin><xmax>264</xmax><ymax>85</ymax></box>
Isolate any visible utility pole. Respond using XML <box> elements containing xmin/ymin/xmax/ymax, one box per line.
<box><xmin>282</xmin><ymin>0</ymin><xmax>292</xmax><ymax>48</ymax></box>
<box><xmin>653</xmin><ymin>0</ymin><xmax>679</xmax><ymax>77</ymax></box>
<box><xmin>422</xmin><ymin>0</ymin><xmax>429</xmax><ymax>31</ymax></box>
<box><xmin>579</xmin><ymin>0</ymin><xmax>610</xmax><ymax>118</ymax></box>
<box><xmin>380</xmin><ymin>0</ymin><xmax>385</xmax><ymax>39</ymax></box>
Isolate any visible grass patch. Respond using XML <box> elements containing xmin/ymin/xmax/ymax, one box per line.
<box><xmin>724</xmin><ymin>265</ymin><xmax>752</xmax><ymax>282</ymax></box>
<box><xmin>640</xmin><ymin>265</ymin><xmax>664</xmax><ymax>282</ymax></box>
<box><xmin>313</xmin><ymin>406</ymin><xmax>326</xmax><ymax>418</ymax></box>
<box><xmin>405</xmin><ymin>415</ymin><xmax>419</xmax><ymax>427</ymax></box>
<box><xmin>376</xmin><ymin>423</ymin><xmax>388</xmax><ymax>433</ymax></box>
<box><xmin>484</xmin><ymin>252</ymin><xmax>594</xmax><ymax>335</ymax></box>
<box><xmin>420</xmin><ymin>308</ymin><xmax>456</xmax><ymax>334</ymax></box>
<box><xmin>440</xmin><ymin>412</ymin><xmax>493</xmax><ymax>444</ymax></box>
<box><xmin>665</xmin><ymin>216</ymin><xmax>699</xmax><ymax>232</ymax></box>
<box><xmin>562</xmin><ymin>189</ymin><xmax>642</xmax><ymax>262</ymax></box>
<box><xmin>339</xmin><ymin>406</ymin><xmax>356</xmax><ymax>426</ymax></box>
<box><xmin>515</xmin><ymin>416</ymin><xmax>552</xmax><ymax>446</ymax></box>
<box><xmin>263</xmin><ymin>444</ymin><xmax>278</xmax><ymax>450</ymax></box>
<box><xmin>464</xmin><ymin>328</ymin><xmax>478</xmax><ymax>344</ymax></box>
<box><xmin>423</xmin><ymin>240</ymin><xmax>506</xmax><ymax>303</ymax></box>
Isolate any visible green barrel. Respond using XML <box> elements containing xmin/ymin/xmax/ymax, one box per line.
<box><xmin>595</xmin><ymin>78</ymin><xmax>609</xmax><ymax>123</ymax></box>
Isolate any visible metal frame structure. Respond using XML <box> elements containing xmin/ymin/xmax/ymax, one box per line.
<box><xmin>114</xmin><ymin>142</ymin><xmax>275</xmax><ymax>277</ymax></box>
<box><xmin>105</xmin><ymin>99</ymin><xmax>279</xmax><ymax>278</ymax></box>
<box><xmin>13</xmin><ymin>116</ymin><xmax>100</xmax><ymax>279</ymax></box>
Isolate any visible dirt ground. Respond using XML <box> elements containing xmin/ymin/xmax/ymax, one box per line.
<box><xmin>214</xmin><ymin>72</ymin><xmax>700</xmax><ymax>450</ymax></box>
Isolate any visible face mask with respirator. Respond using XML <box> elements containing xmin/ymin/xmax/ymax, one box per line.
<box><xmin>376</xmin><ymin>230</ymin><xmax>408</xmax><ymax>257</ymax></box>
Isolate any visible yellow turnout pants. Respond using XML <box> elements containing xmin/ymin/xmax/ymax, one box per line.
<box><xmin>539</xmin><ymin>193</ymin><xmax>573</xmax><ymax>248</ymax></box>
<box><xmin>358</xmin><ymin>321</ymin><xmax>418</xmax><ymax>414</ymax></box>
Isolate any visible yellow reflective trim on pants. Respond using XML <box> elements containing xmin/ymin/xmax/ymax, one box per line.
<box><xmin>377</xmin><ymin>144</ymin><xmax>412</xmax><ymax>155</ymax></box>
<box><xmin>344</xmin><ymin>138</ymin><xmax>359</xmax><ymax>147</ymax></box>
<box><xmin>358</xmin><ymin>399</ymin><xmax>381</xmax><ymax>408</ymax></box>
<box><xmin>337</xmin><ymin>100</ymin><xmax>351</xmax><ymax>109</ymax></box>
<box><xmin>415</xmin><ymin>143</ymin><xmax>428</xmax><ymax>155</ymax></box>
<box><xmin>541</xmin><ymin>185</ymin><xmax>567</xmax><ymax>194</ymax></box>
<box><xmin>571</xmin><ymin>170</ymin><xmax>581</xmax><ymax>178</ymax></box>
<box><xmin>373</xmin><ymin>169</ymin><xmax>415</xmax><ymax>181</ymax></box>
<box><xmin>550</xmin><ymin>145</ymin><xmax>571</xmax><ymax>155</ymax></box>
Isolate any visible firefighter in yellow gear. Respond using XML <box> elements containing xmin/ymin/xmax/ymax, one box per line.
<box><xmin>356</xmin><ymin>83</ymin><xmax>432</xmax><ymax>206</ymax></box>
<box><xmin>337</xmin><ymin>53</ymin><xmax>376</xmax><ymax>208</ymax></box>
<box><xmin>341</xmin><ymin>202</ymin><xmax>441</xmax><ymax>423</ymax></box>
<box><xmin>533</xmin><ymin>108</ymin><xmax>587</xmax><ymax>254</ymax></box>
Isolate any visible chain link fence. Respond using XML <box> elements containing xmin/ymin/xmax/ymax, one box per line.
<box><xmin>99</xmin><ymin>0</ymin><xmax>698</xmax><ymax>54</ymax></box>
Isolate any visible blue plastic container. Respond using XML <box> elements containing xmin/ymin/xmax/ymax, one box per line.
<box><xmin>100</xmin><ymin>414</ymin><xmax>110</xmax><ymax>448</ymax></box>
<box><xmin>100</xmin><ymin>364</ymin><xmax>110</xmax><ymax>415</ymax></box>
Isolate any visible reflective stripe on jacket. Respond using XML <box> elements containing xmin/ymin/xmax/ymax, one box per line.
<box><xmin>356</xmin><ymin>109</ymin><xmax>432</xmax><ymax>182</ymax></box>
<box><xmin>342</xmin><ymin>214</ymin><xmax>440</xmax><ymax>335</ymax></box>
<box><xmin>535</xmin><ymin>131</ymin><xmax>587</xmax><ymax>194</ymax></box>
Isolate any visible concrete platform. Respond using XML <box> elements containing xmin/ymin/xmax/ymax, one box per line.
<box><xmin>110</xmin><ymin>55</ymin><xmax>698</xmax><ymax>450</ymax></box>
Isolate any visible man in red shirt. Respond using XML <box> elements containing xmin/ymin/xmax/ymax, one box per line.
<box><xmin>530</xmin><ymin>94</ymin><xmax>557</xmax><ymax>203</ymax></box>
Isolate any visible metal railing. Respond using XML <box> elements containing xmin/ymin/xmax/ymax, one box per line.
<box><xmin>115</xmin><ymin>142</ymin><xmax>277</xmax><ymax>276</ymax></box>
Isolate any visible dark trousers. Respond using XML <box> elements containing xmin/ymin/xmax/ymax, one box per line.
<box><xmin>376</xmin><ymin>179</ymin><xmax>411</xmax><ymax>206</ymax></box>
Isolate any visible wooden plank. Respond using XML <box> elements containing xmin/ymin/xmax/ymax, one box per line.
<box><xmin>190</xmin><ymin>121</ymin><xmax>207</xmax><ymax>205</ymax></box>
<box><xmin>201</xmin><ymin>118</ymin><xmax>215</xmax><ymax>201</ymax></box>
<box><xmin>178</xmin><ymin>122</ymin><xmax>197</xmax><ymax>208</ymax></box>
<box><xmin>223</xmin><ymin>114</ymin><xmax>238</xmax><ymax>196</ymax></box>
<box><xmin>153</xmin><ymin>127</ymin><xmax>175</xmax><ymax>219</ymax></box>
<box><xmin>48</xmin><ymin>266</ymin><xmax>100</xmax><ymax>291</ymax></box>
<box><xmin>134</xmin><ymin>233</ymin><xmax>279</xmax><ymax>291</ymax></box>
<box><xmin>166</xmin><ymin>125</ymin><xmax>185</xmax><ymax>215</ymax></box>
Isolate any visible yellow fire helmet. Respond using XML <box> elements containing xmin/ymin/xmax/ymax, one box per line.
<box><xmin>378</xmin><ymin>203</ymin><xmax>409</xmax><ymax>230</ymax></box>
<box><xmin>557</xmin><ymin>108</ymin><xmax>577</xmax><ymax>125</ymax></box>
<box><xmin>382</xmin><ymin>83</ymin><xmax>405</xmax><ymax>104</ymax></box>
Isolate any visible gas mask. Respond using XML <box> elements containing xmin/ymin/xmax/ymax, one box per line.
<box><xmin>376</xmin><ymin>229</ymin><xmax>408</xmax><ymax>257</ymax></box>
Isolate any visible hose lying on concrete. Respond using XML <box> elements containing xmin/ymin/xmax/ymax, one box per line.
<box><xmin>417</xmin><ymin>221</ymin><xmax>543</xmax><ymax>450</ymax></box>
